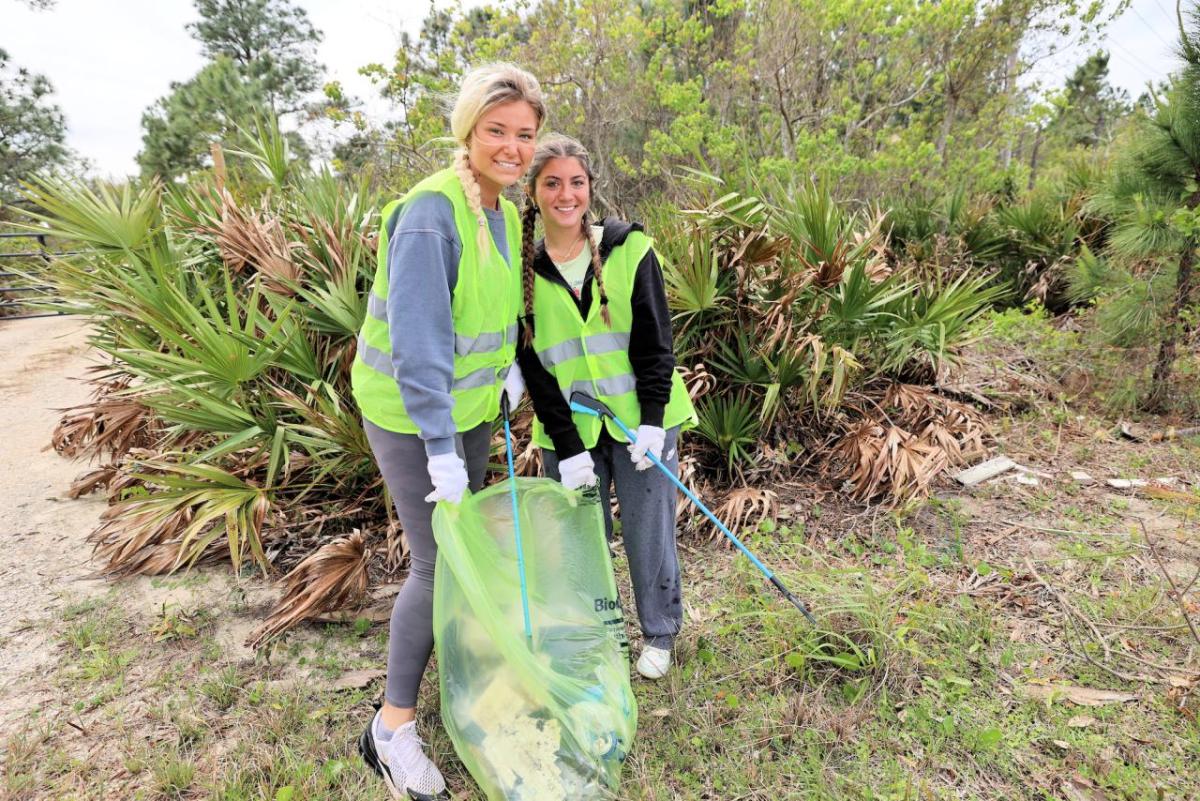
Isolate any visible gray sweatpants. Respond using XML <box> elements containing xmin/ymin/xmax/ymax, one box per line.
<box><xmin>363</xmin><ymin>418</ymin><xmax>492</xmax><ymax>709</ymax></box>
<box><xmin>542</xmin><ymin>427</ymin><xmax>683</xmax><ymax>649</ymax></box>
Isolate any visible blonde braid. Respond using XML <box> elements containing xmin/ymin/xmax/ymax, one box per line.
<box><xmin>453</xmin><ymin>148</ymin><xmax>491</xmax><ymax>253</ymax></box>
<box><xmin>584</xmin><ymin>215</ymin><xmax>611</xmax><ymax>327</ymax></box>
<box><xmin>520</xmin><ymin>199</ymin><xmax>539</xmax><ymax>345</ymax></box>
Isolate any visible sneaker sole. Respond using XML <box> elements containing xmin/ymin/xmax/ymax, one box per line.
<box><xmin>358</xmin><ymin>722</ymin><xmax>450</xmax><ymax>801</ymax></box>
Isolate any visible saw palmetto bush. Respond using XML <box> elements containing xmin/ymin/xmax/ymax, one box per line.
<box><xmin>884</xmin><ymin>162</ymin><xmax>1117</xmax><ymax>314</ymax></box>
<box><xmin>21</xmin><ymin>127</ymin><xmax>388</xmax><ymax>636</ymax></box>
<box><xmin>646</xmin><ymin>173</ymin><xmax>1001</xmax><ymax>506</ymax></box>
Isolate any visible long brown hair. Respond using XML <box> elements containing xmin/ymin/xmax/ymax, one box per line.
<box><xmin>520</xmin><ymin>134</ymin><xmax>609</xmax><ymax>345</ymax></box>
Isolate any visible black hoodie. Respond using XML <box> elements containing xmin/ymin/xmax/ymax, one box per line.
<box><xmin>515</xmin><ymin>217</ymin><xmax>676</xmax><ymax>460</ymax></box>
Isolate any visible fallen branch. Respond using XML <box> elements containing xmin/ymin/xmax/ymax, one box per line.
<box><xmin>1025</xmin><ymin>558</ymin><xmax>1111</xmax><ymax>663</ymax></box>
<box><xmin>1118</xmin><ymin>421</ymin><xmax>1200</xmax><ymax>443</ymax></box>
<box><xmin>1141</xmin><ymin>521</ymin><xmax>1200</xmax><ymax>649</ymax></box>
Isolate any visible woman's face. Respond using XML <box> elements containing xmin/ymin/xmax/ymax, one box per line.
<box><xmin>534</xmin><ymin>156</ymin><xmax>591</xmax><ymax>233</ymax></box>
<box><xmin>467</xmin><ymin>100</ymin><xmax>539</xmax><ymax>202</ymax></box>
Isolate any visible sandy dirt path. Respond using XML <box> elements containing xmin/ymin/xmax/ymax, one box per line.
<box><xmin>0</xmin><ymin>317</ymin><xmax>291</xmax><ymax>738</ymax></box>
<box><xmin>0</xmin><ymin>317</ymin><xmax>107</xmax><ymax>727</ymax></box>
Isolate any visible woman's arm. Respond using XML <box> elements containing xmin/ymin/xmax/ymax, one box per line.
<box><xmin>627</xmin><ymin>247</ymin><xmax>676</xmax><ymax>428</ymax></box>
<box><xmin>385</xmin><ymin>193</ymin><xmax>461</xmax><ymax>457</ymax></box>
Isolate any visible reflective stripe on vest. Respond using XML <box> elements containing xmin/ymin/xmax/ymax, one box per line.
<box><xmin>354</xmin><ymin>335</ymin><xmax>512</xmax><ymax>392</ymax></box>
<box><xmin>560</xmin><ymin>374</ymin><xmax>638</xmax><ymax>403</ymax></box>
<box><xmin>536</xmin><ymin>331</ymin><xmax>631</xmax><ymax>369</ymax></box>
<box><xmin>363</xmin><ymin>291</ymin><xmax>517</xmax><ymax>360</ymax></box>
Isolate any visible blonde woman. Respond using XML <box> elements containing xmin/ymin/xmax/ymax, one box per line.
<box><xmin>350</xmin><ymin>64</ymin><xmax>546</xmax><ymax>800</ymax></box>
<box><xmin>514</xmin><ymin>134</ymin><xmax>697</xmax><ymax>682</ymax></box>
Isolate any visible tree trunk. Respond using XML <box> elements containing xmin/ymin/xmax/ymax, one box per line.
<box><xmin>1146</xmin><ymin>238</ymin><xmax>1197</xmax><ymax>410</ymax></box>
<box><xmin>999</xmin><ymin>48</ymin><xmax>1019</xmax><ymax>169</ymax></box>
<box><xmin>1027</xmin><ymin>128</ymin><xmax>1044</xmax><ymax>191</ymax></box>
<box><xmin>936</xmin><ymin>88</ymin><xmax>957</xmax><ymax>167</ymax></box>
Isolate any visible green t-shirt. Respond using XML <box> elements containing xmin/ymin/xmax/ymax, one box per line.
<box><xmin>552</xmin><ymin>225</ymin><xmax>603</xmax><ymax>299</ymax></box>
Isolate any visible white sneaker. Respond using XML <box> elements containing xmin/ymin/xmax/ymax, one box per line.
<box><xmin>636</xmin><ymin>645</ymin><xmax>671</xmax><ymax>679</ymax></box>
<box><xmin>359</xmin><ymin>711</ymin><xmax>449</xmax><ymax>800</ymax></box>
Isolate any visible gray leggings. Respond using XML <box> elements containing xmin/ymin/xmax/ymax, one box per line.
<box><xmin>363</xmin><ymin>418</ymin><xmax>492</xmax><ymax>708</ymax></box>
<box><xmin>542</xmin><ymin>427</ymin><xmax>683</xmax><ymax>649</ymax></box>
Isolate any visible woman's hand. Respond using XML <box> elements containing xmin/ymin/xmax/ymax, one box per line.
<box><xmin>425</xmin><ymin>452</ymin><xmax>469</xmax><ymax>503</ymax></box>
<box><xmin>628</xmin><ymin>425</ymin><xmax>666</xmax><ymax>471</ymax></box>
<box><xmin>502</xmin><ymin>363</ymin><xmax>526</xmax><ymax>414</ymax></box>
<box><xmin>558</xmin><ymin>451</ymin><xmax>598</xmax><ymax>490</ymax></box>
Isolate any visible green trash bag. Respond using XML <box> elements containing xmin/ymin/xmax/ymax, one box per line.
<box><xmin>432</xmin><ymin>477</ymin><xmax>637</xmax><ymax>800</ymax></box>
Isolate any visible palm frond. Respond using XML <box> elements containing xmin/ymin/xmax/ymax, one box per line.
<box><xmin>88</xmin><ymin>459</ymin><xmax>271</xmax><ymax>576</ymax></box>
<box><xmin>248</xmin><ymin>531</ymin><xmax>371</xmax><ymax>647</ymax></box>
<box><xmin>18</xmin><ymin>176</ymin><xmax>162</xmax><ymax>254</ymax></box>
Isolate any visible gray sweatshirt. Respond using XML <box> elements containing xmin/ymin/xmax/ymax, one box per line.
<box><xmin>385</xmin><ymin>192</ymin><xmax>511</xmax><ymax>458</ymax></box>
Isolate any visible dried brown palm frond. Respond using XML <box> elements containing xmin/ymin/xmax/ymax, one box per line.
<box><xmin>88</xmin><ymin>503</ymin><xmax>196</xmax><ymax>577</ymax></box>
<box><xmin>487</xmin><ymin>410</ymin><xmax>542</xmax><ymax>478</ymax></box>
<box><xmin>830</xmin><ymin>421</ymin><xmax>948</xmax><ymax>504</ymax></box>
<box><xmin>829</xmin><ymin>381</ymin><xmax>988</xmax><ymax>504</ymax></box>
<box><xmin>727</xmin><ymin>226</ymin><xmax>789</xmax><ymax>272</ymax></box>
<box><xmin>760</xmin><ymin>268</ymin><xmax>815</xmax><ymax>343</ymax></box>
<box><xmin>882</xmin><ymin>383</ymin><xmax>988</xmax><ymax>465</ymax></box>
<box><xmin>84</xmin><ymin>457</ymin><xmax>273</xmax><ymax>576</ymax></box>
<box><xmin>856</xmin><ymin>212</ymin><xmax>893</xmax><ymax>282</ymax></box>
<box><xmin>515</xmin><ymin>435</ymin><xmax>543</xmax><ymax>478</ymax></box>
<box><xmin>882</xmin><ymin>382</ymin><xmax>933</xmax><ymax>418</ymax></box>
<box><xmin>675</xmin><ymin>453</ymin><xmax>711</xmax><ymax>530</ymax></box>
<box><xmin>383</xmin><ymin>517</ymin><xmax>408</xmax><ymax>574</ymax></box>
<box><xmin>69</xmin><ymin>464</ymin><xmax>119</xmax><ymax>498</ymax></box>
<box><xmin>248</xmin><ymin>531</ymin><xmax>371</xmax><ymax>647</ymax></box>
<box><xmin>888</xmin><ymin>429</ymin><xmax>949</xmax><ymax>499</ymax></box>
<box><xmin>292</xmin><ymin>214</ymin><xmax>374</xmax><ymax>285</ymax></box>
<box><xmin>53</xmin><ymin>376</ymin><xmax>155</xmax><ymax>462</ymax></box>
<box><xmin>680</xmin><ymin>363</ymin><xmax>717</xmax><ymax>403</ymax></box>
<box><xmin>811</xmin><ymin>238</ymin><xmax>855</xmax><ymax>288</ymax></box>
<box><xmin>189</xmin><ymin>185</ymin><xmax>301</xmax><ymax>291</ymax></box>
<box><xmin>708</xmin><ymin>487</ymin><xmax>778</xmax><ymax>545</ymax></box>
<box><xmin>87</xmin><ymin>503</ymin><xmax>232</xmax><ymax>577</ymax></box>
<box><xmin>98</xmin><ymin>537</ymin><xmax>231</xmax><ymax>578</ymax></box>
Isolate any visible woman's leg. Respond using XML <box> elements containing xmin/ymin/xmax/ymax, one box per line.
<box><xmin>359</xmin><ymin>419</ymin><xmax>489</xmax><ymax>799</ymax></box>
<box><xmin>608</xmin><ymin>427</ymin><xmax>683</xmax><ymax>649</ymax></box>
<box><xmin>364</xmin><ymin>419</ymin><xmax>491</xmax><ymax>723</ymax></box>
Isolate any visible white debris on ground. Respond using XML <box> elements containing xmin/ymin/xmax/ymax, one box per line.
<box><xmin>953</xmin><ymin>454</ymin><xmax>1190</xmax><ymax>494</ymax></box>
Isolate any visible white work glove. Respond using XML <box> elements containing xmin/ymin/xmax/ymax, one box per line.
<box><xmin>628</xmin><ymin>425</ymin><xmax>666</xmax><ymax>471</ymax></box>
<box><xmin>424</xmin><ymin>452</ymin><xmax>469</xmax><ymax>504</ymax></box>
<box><xmin>558</xmin><ymin>451</ymin><xmax>598</xmax><ymax>490</ymax></box>
<box><xmin>501</xmin><ymin>363</ymin><xmax>525</xmax><ymax>414</ymax></box>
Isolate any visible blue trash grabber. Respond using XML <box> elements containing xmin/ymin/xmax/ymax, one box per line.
<box><xmin>568</xmin><ymin>392</ymin><xmax>817</xmax><ymax>625</ymax></box>
<box><xmin>500</xmin><ymin>390</ymin><xmax>534</xmax><ymax>648</ymax></box>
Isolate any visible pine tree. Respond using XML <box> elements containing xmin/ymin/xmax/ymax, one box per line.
<box><xmin>136</xmin><ymin>58</ymin><xmax>265</xmax><ymax>180</ymax></box>
<box><xmin>1087</xmin><ymin>2</ymin><xmax>1200</xmax><ymax>410</ymax></box>
<box><xmin>1051</xmin><ymin>52</ymin><xmax>1131</xmax><ymax>148</ymax></box>
<box><xmin>137</xmin><ymin>0</ymin><xmax>322</xmax><ymax>180</ymax></box>
<box><xmin>0</xmin><ymin>48</ymin><xmax>67</xmax><ymax>205</ymax></box>
<box><xmin>187</xmin><ymin>0</ymin><xmax>323</xmax><ymax>115</ymax></box>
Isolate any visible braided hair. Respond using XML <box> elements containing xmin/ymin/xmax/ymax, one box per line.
<box><xmin>520</xmin><ymin>198</ymin><xmax>540</xmax><ymax>345</ymax></box>
<box><xmin>521</xmin><ymin>133</ymin><xmax>611</xmax><ymax>342</ymax></box>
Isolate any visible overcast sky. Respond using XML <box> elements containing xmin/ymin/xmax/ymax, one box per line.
<box><xmin>1</xmin><ymin>0</ymin><xmax>1181</xmax><ymax>180</ymax></box>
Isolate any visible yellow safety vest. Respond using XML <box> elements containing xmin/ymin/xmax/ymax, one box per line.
<box><xmin>351</xmin><ymin>168</ymin><xmax>522</xmax><ymax>433</ymax></box>
<box><xmin>530</xmin><ymin>230</ymin><xmax>696</xmax><ymax>449</ymax></box>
